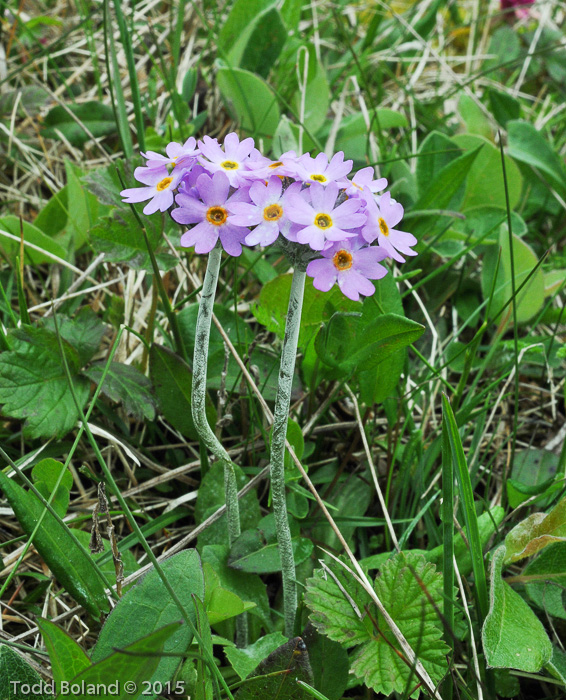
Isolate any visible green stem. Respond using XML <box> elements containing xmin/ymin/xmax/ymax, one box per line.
<box><xmin>270</xmin><ymin>267</ymin><xmax>306</xmax><ymax>636</ymax></box>
<box><xmin>192</xmin><ymin>245</ymin><xmax>246</xmax><ymax>645</ymax></box>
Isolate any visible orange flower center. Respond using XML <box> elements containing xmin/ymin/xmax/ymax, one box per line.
<box><xmin>156</xmin><ymin>177</ymin><xmax>173</xmax><ymax>191</ymax></box>
<box><xmin>332</xmin><ymin>249</ymin><xmax>353</xmax><ymax>271</ymax></box>
<box><xmin>311</xmin><ymin>174</ymin><xmax>327</xmax><ymax>183</ymax></box>
<box><xmin>269</xmin><ymin>161</ymin><xmax>284</xmax><ymax>169</ymax></box>
<box><xmin>378</xmin><ymin>217</ymin><xmax>389</xmax><ymax>236</ymax></box>
<box><xmin>264</xmin><ymin>204</ymin><xmax>283</xmax><ymax>221</ymax></box>
<box><xmin>221</xmin><ymin>160</ymin><xmax>238</xmax><ymax>170</ymax></box>
<box><xmin>206</xmin><ymin>206</ymin><xmax>228</xmax><ymax>226</ymax></box>
<box><xmin>314</xmin><ymin>213</ymin><xmax>332</xmax><ymax>229</ymax></box>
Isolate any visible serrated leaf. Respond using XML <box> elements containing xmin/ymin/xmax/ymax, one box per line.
<box><xmin>0</xmin><ymin>470</ymin><xmax>110</xmax><ymax>617</ymax></box>
<box><xmin>92</xmin><ymin>551</ymin><xmax>204</xmax><ymax>698</ymax></box>
<box><xmin>36</xmin><ymin>618</ymin><xmax>91</xmax><ymax>687</ymax></box>
<box><xmin>0</xmin><ymin>326</ymin><xmax>89</xmax><ymax>439</ymax></box>
<box><xmin>0</xmin><ymin>644</ymin><xmax>52</xmax><ymax>700</ymax></box>
<box><xmin>44</xmin><ymin>308</ymin><xmax>106</xmax><ymax>367</ymax></box>
<box><xmin>41</xmin><ymin>101</ymin><xmax>117</xmax><ymax>146</ymax></box>
<box><xmin>83</xmin><ymin>362</ymin><xmax>155</xmax><ymax>421</ymax></box>
<box><xmin>504</xmin><ymin>495</ymin><xmax>566</xmax><ymax>563</ymax></box>
<box><xmin>482</xmin><ymin>546</ymin><xmax>552</xmax><ymax>671</ymax></box>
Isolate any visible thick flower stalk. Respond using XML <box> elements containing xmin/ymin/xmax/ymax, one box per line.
<box><xmin>120</xmin><ymin>131</ymin><xmax>418</xmax><ymax>639</ymax></box>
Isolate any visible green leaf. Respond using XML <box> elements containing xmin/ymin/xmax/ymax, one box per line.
<box><xmin>65</xmin><ymin>161</ymin><xmax>109</xmax><ymax>250</ymax></box>
<box><xmin>225</xmin><ymin>632</ymin><xmax>288</xmax><ymax>681</ymax></box>
<box><xmin>219</xmin><ymin>0</ymin><xmax>277</xmax><ymax>56</ymax></box>
<box><xmin>228</xmin><ymin>514</ymin><xmax>313</xmax><ymax>574</ymax></box>
<box><xmin>0</xmin><ymin>326</ymin><xmax>90</xmax><ymax>439</ymax></box>
<box><xmin>34</xmin><ymin>185</ymin><xmax>69</xmax><ymax>238</ymax></box>
<box><xmin>0</xmin><ymin>469</ymin><xmax>110</xmax><ymax>617</ymax></box>
<box><xmin>92</xmin><ymin>551</ymin><xmax>204</xmax><ymax>696</ymax></box>
<box><xmin>481</xmin><ymin>228</ymin><xmax>545</xmax><ymax>324</ymax></box>
<box><xmin>83</xmin><ymin>362</ymin><xmax>155</xmax><ymax>421</ymax></box>
<box><xmin>415</xmin><ymin>131</ymin><xmax>463</xmax><ymax>200</ymax></box>
<box><xmin>504</xmin><ymin>495</ymin><xmax>566</xmax><ymax>563</ymax></box>
<box><xmin>69</xmin><ymin>623</ymin><xmax>181</xmax><ymax>700</ymax></box>
<box><xmin>482</xmin><ymin>545</ymin><xmax>552</xmax><ymax>671</ymax></box>
<box><xmin>292</xmin><ymin>58</ymin><xmax>330</xmax><ymax>134</ymax></box>
<box><xmin>239</xmin><ymin>9</ymin><xmax>287</xmax><ymax>78</ymax></box>
<box><xmin>315</xmin><ymin>312</ymin><xmax>424</xmax><ymax>375</ymax></box>
<box><xmin>0</xmin><ymin>215</ymin><xmax>67</xmax><ymax>265</ymax></box>
<box><xmin>0</xmin><ymin>644</ymin><xmax>53</xmax><ymax>700</ymax></box>
<box><xmin>217</xmin><ymin>67</ymin><xmax>280</xmax><ymax>140</ymax></box>
<box><xmin>201</xmin><ymin>545</ymin><xmax>271</xmax><ymax>628</ymax></box>
<box><xmin>88</xmin><ymin>208</ymin><xmax>176</xmax><ymax>272</ymax></box>
<box><xmin>487</xmin><ymin>89</ymin><xmax>521</xmax><ymax>128</ymax></box>
<box><xmin>335</xmin><ymin>109</ymin><xmax>408</xmax><ymax>165</ymax></box>
<box><xmin>149</xmin><ymin>344</ymin><xmax>210</xmax><ymax>440</ymax></box>
<box><xmin>507</xmin><ymin>448</ymin><xmax>560</xmax><ymax>508</ymax></box>
<box><xmin>36</xmin><ymin>618</ymin><xmax>91</xmax><ymax>687</ymax></box>
<box><xmin>193</xmin><ymin>595</ymin><xmax>213</xmax><ymax>700</ymax></box>
<box><xmin>458</xmin><ymin>94</ymin><xmax>493</xmax><ymax>140</ymax></box>
<box><xmin>302</xmin><ymin>625</ymin><xmax>349</xmax><ymax>700</ymax></box>
<box><xmin>194</xmin><ymin>461</ymin><xmax>262</xmax><ymax>548</ymax></box>
<box><xmin>507</xmin><ymin>120</ymin><xmax>566</xmax><ymax>196</ymax></box>
<box><xmin>83</xmin><ymin>161</ymin><xmax>130</xmax><ymax>208</ymax></box>
<box><xmin>32</xmin><ymin>458</ymin><xmax>73</xmax><ymax>518</ymax></box>
<box><xmin>41</xmin><ymin>101</ymin><xmax>117</xmax><ymax>146</ymax></box>
<box><xmin>44</xmin><ymin>308</ymin><xmax>106</xmax><ymax>367</ymax></box>
<box><xmin>452</xmin><ymin>134</ymin><xmax>522</xmax><ymax>211</ymax></box>
<box><xmin>546</xmin><ymin>646</ymin><xmax>566</xmax><ymax>686</ymax></box>
<box><xmin>205</xmin><ymin>581</ymin><xmax>256</xmax><ymax>625</ymax></box>
<box><xmin>305</xmin><ymin>552</ymin><xmax>450</xmax><ymax>697</ymax></box>
<box><xmin>234</xmin><ymin>637</ymin><xmax>313</xmax><ymax>700</ymax></box>
<box><xmin>524</xmin><ymin>542</ymin><xmax>566</xmax><ymax>620</ymax></box>
<box><xmin>280</xmin><ymin>0</ymin><xmax>304</xmax><ymax>30</ymax></box>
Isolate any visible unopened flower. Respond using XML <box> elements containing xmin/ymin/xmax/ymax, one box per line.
<box><xmin>342</xmin><ymin>167</ymin><xmax>387</xmax><ymax>198</ymax></box>
<box><xmin>294</xmin><ymin>151</ymin><xmax>353</xmax><ymax>186</ymax></box>
<box><xmin>198</xmin><ymin>133</ymin><xmax>260</xmax><ymax>188</ymax></box>
<box><xmin>227</xmin><ymin>177</ymin><xmax>302</xmax><ymax>247</ymax></box>
<box><xmin>361</xmin><ymin>190</ymin><xmax>417</xmax><ymax>263</ymax></box>
<box><xmin>120</xmin><ymin>165</ymin><xmax>183</xmax><ymax>215</ymax></box>
<box><xmin>286</xmin><ymin>182</ymin><xmax>366</xmax><ymax>250</ymax></box>
<box><xmin>142</xmin><ymin>137</ymin><xmax>199</xmax><ymax>170</ymax></box>
<box><xmin>306</xmin><ymin>237</ymin><xmax>389</xmax><ymax>301</ymax></box>
<box><xmin>171</xmin><ymin>171</ymin><xmax>250</xmax><ymax>256</ymax></box>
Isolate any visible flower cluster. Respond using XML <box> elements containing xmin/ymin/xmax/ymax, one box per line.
<box><xmin>120</xmin><ymin>133</ymin><xmax>417</xmax><ymax>301</ymax></box>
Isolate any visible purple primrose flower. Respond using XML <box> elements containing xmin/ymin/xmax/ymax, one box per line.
<box><xmin>342</xmin><ymin>167</ymin><xmax>388</xmax><ymax>198</ymax></box>
<box><xmin>294</xmin><ymin>151</ymin><xmax>353</xmax><ymax>186</ymax></box>
<box><xmin>362</xmin><ymin>189</ymin><xmax>418</xmax><ymax>263</ymax></box>
<box><xmin>120</xmin><ymin>165</ymin><xmax>184</xmax><ymax>215</ymax></box>
<box><xmin>198</xmin><ymin>132</ymin><xmax>261</xmax><ymax>188</ymax></box>
<box><xmin>142</xmin><ymin>137</ymin><xmax>199</xmax><ymax>170</ymax></box>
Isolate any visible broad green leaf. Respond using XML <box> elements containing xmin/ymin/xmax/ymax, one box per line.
<box><xmin>415</xmin><ymin>131</ymin><xmax>463</xmax><ymax>200</ymax></box>
<box><xmin>225</xmin><ymin>632</ymin><xmax>288</xmax><ymax>681</ymax></box>
<box><xmin>92</xmin><ymin>551</ymin><xmax>204</xmax><ymax>697</ymax></box>
<box><xmin>194</xmin><ymin>461</ymin><xmax>262</xmax><ymax>548</ymax></box>
<box><xmin>193</xmin><ymin>596</ymin><xmax>213</xmax><ymax>700</ymax></box>
<box><xmin>0</xmin><ymin>644</ymin><xmax>52</xmax><ymax>700</ymax></box>
<box><xmin>302</xmin><ymin>625</ymin><xmax>349</xmax><ymax>700</ymax></box>
<box><xmin>547</xmin><ymin>646</ymin><xmax>566</xmax><ymax>686</ymax></box>
<box><xmin>83</xmin><ymin>362</ymin><xmax>156</xmax><ymax>421</ymax></box>
<box><xmin>149</xmin><ymin>344</ymin><xmax>203</xmax><ymax>440</ymax></box>
<box><xmin>452</xmin><ymin>134</ymin><xmax>522</xmax><ymax>211</ymax></box>
<box><xmin>219</xmin><ymin>0</ymin><xmax>276</xmax><ymax>56</ymax></box>
<box><xmin>206</xmin><ymin>582</ymin><xmax>256</xmax><ymax>625</ymax></box>
<box><xmin>507</xmin><ymin>120</ymin><xmax>566</xmax><ymax>196</ymax></box>
<box><xmin>280</xmin><ymin>0</ymin><xmax>303</xmax><ymax>30</ymax></box>
<box><xmin>487</xmin><ymin>89</ymin><xmax>521</xmax><ymax>128</ymax></box>
<box><xmin>482</xmin><ymin>546</ymin><xmax>552</xmax><ymax>671</ymax></box>
<box><xmin>201</xmin><ymin>545</ymin><xmax>271</xmax><ymax>628</ymax></box>
<box><xmin>273</xmin><ymin>115</ymin><xmax>299</xmax><ymax>157</ymax></box>
<box><xmin>524</xmin><ymin>542</ymin><xmax>566</xmax><ymax>620</ymax></box>
<box><xmin>83</xmin><ymin>161</ymin><xmax>130</xmax><ymax>208</ymax></box>
<box><xmin>41</xmin><ymin>101</ymin><xmax>117</xmax><ymax>146</ymax></box>
<box><xmin>239</xmin><ymin>8</ymin><xmax>287</xmax><ymax>78</ymax></box>
<box><xmin>34</xmin><ymin>185</ymin><xmax>69</xmax><ymax>238</ymax></box>
<box><xmin>228</xmin><ymin>514</ymin><xmax>313</xmax><ymax>574</ymax></box>
<box><xmin>217</xmin><ymin>67</ymin><xmax>280</xmax><ymax>140</ymax></box>
<box><xmin>70</xmin><ymin>624</ymin><xmax>181</xmax><ymax>700</ymax></box>
<box><xmin>504</xmin><ymin>495</ymin><xmax>566</xmax><ymax>563</ymax></box>
<box><xmin>312</xmin><ymin>476</ymin><xmax>371</xmax><ymax>552</ymax></box>
<box><xmin>65</xmin><ymin>161</ymin><xmax>109</xmax><ymax>250</ymax></box>
<box><xmin>88</xmin><ymin>208</ymin><xmax>176</xmax><ymax>271</ymax></box>
<box><xmin>458</xmin><ymin>93</ymin><xmax>493</xmax><ymax>140</ymax></box>
<box><xmin>544</xmin><ymin>270</ymin><xmax>566</xmax><ymax>296</ymax></box>
<box><xmin>0</xmin><ymin>326</ymin><xmax>89</xmax><ymax>439</ymax></box>
<box><xmin>335</xmin><ymin>109</ymin><xmax>408</xmax><ymax>164</ymax></box>
<box><xmin>234</xmin><ymin>637</ymin><xmax>313</xmax><ymax>700</ymax></box>
<box><xmin>507</xmin><ymin>448</ymin><xmax>560</xmax><ymax>508</ymax></box>
<box><xmin>481</xmin><ymin>228</ymin><xmax>545</xmax><ymax>324</ymax></box>
<box><xmin>0</xmin><ymin>469</ymin><xmax>110</xmax><ymax>617</ymax></box>
<box><xmin>292</xmin><ymin>58</ymin><xmax>330</xmax><ymax>134</ymax></box>
<box><xmin>315</xmin><ymin>312</ymin><xmax>424</xmax><ymax>375</ymax></box>
<box><xmin>0</xmin><ymin>215</ymin><xmax>67</xmax><ymax>265</ymax></box>
<box><xmin>43</xmin><ymin>308</ymin><xmax>106</xmax><ymax>367</ymax></box>
<box><xmin>36</xmin><ymin>618</ymin><xmax>91</xmax><ymax>687</ymax></box>
<box><xmin>32</xmin><ymin>458</ymin><xmax>73</xmax><ymax>518</ymax></box>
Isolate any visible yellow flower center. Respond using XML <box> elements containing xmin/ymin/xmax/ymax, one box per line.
<box><xmin>332</xmin><ymin>249</ymin><xmax>353</xmax><ymax>271</ymax></box>
<box><xmin>206</xmin><ymin>206</ymin><xmax>228</xmax><ymax>226</ymax></box>
<box><xmin>314</xmin><ymin>213</ymin><xmax>332</xmax><ymax>229</ymax></box>
<box><xmin>156</xmin><ymin>177</ymin><xmax>173</xmax><ymax>191</ymax></box>
<box><xmin>221</xmin><ymin>160</ymin><xmax>239</xmax><ymax>170</ymax></box>
<box><xmin>269</xmin><ymin>161</ymin><xmax>284</xmax><ymax>169</ymax></box>
<box><xmin>311</xmin><ymin>174</ymin><xmax>327</xmax><ymax>183</ymax></box>
<box><xmin>264</xmin><ymin>203</ymin><xmax>283</xmax><ymax>221</ymax></box>
<box><xmin>378</xmin><ymin>217</ymin><xmax>389</xmax><ymax>236</ymax></box>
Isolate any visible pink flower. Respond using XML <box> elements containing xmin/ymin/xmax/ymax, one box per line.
<box><xmin>361</xmin><ymin>190</ymin><xmax>417</xmax><ymax>263</ymax></box>
<box><xmin>341</xmin><ymin>167</ymin><xmax>387</xmax><ymax>198</ymax></box>
<box><xmin>197</xmin><ymin>132</ymin><xmax>259</xmax><ymax>188</ymax></box>
<box><xmin>294</xmin><ymin>151</ymin><xmax>353</xmax><ymax>186</ymax></box>
<box><xmin>142</xmin><ymin>137</ymin><xmax>199</xmax><ymax>170</ymax></box>
<box><xmin>120</xmin><ymin>166</ymin><xmax>184</xmax><ymax>215</ymax></box>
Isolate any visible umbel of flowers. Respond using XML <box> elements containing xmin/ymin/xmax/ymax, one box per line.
<box><xmin>121</xmin><ymin>133</ymin><xmax>417</xmax><ymax>638</ymax></box>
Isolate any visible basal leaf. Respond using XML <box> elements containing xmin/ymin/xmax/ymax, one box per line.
<box><xmin>225</xmin><ymin>632</ymin><xmax>288</xmax><ymax>681</ymax></box>
<box><xmin>0</xmin><ymin>215</ymin><xmax>67</xmax><ymax>265</ymax></box>
<box><xmin>239</xmin><ymin>8</ymin><xmax>287</xmax><ymax>78</ymax></box>
<box><xmin>42</xmin><ymin>101</ymin><xmax>117</xmax><ymax>146</ymax></box>
<box><xmin>193</xmin><ymin>595</ymin><xmax>213</xmax><ymax>700</ymax></box>
<box><xmin>302</xmin><ymin>625</ymin><xmax>349</xmax><ymax>700</ymax></box>
<box><xmin>507</xmin><ymin>120</ymin><xmax>566</xmax><ymax>196</ymax></box>
<box><xmin>32</xmin><ymin>458</ymin><xmax>73</xmax><ymax>518</ymax></box>
<box><xmin>83</xmin><ymin>362</ymin><xmax>156</xmax><ymax>421</ymax></box>
<box><xmin>36</xmin><ymin>618</ymin><xmax>91</xmax><ymax>687</ymax></box>
<box><xmin>504</xmin><ymin>495</ymin><xmax>566</xmax><ymax>563</ymax></box>
<box><xmin>482</xmin><ymin>546</ymin><xmax>552</xmax><ymax>671</ymax></box>
<box><xmin>524</xmin><ymin>542</ymin><xmax>566</xmax><ymax>620</ymax></box>
<box><xmin>92</xmin><ymin>551</ymin><xmax>204</xmax><ymax>699</ymax></box>
<box><xmin>0</xmin><ymin>326</ymin><xmax>89</xmax><ymax>439</ymax></box>
<box><xmin>0</xmin><ymin>644</ymin><xmax>52</xmax><ymax>700</ymax></box>
<box><xmin>44</xmin><ymin>308</ymin><xmax>106</xmax><ymax>367</ymax></box>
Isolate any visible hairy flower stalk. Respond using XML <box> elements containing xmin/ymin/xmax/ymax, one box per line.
<box><xmin>192</xmin><ymin>244</ymin><xmax>247</xmax><ymax>644</ymax></box>
<box><xmin>270</xmin><ymin>266</ymin><xmax>306</xmax><ymax>636</ymax></box>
